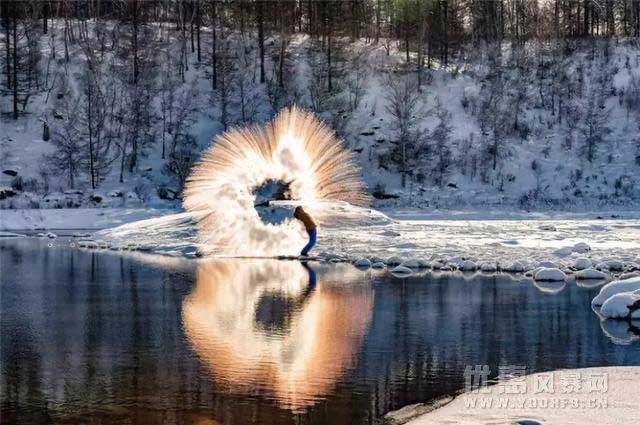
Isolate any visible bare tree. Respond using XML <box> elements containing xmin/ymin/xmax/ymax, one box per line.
<box><xmin>385</xmin><ymin>74</ymin><xmax>421</xmax><ymax>188</ymax></box>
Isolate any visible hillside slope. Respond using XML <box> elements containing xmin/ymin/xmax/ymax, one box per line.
<box><xmin>1</xmin><ymin>23</ymin><xmax>639</xmax><ymax>211</ymax></box>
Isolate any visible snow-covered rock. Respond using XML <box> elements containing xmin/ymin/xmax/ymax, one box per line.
<box><xmin>369</xmin><ymin>255</ymin><xmax>385</xmax><ymax>264</ymax></box>
<box><xmin>596</xmin><ymin>260</ymin><xmax>624</xmax><ymax>271</ymax></box>
<box><xmin>534</xmin><ymin>268</ymin><xmax>566</xmax><ymax>281</ymax></box>
<box><xmin>536</xmin><ymin>261</ymin><xmax>559</xmax><ymax>269</ymax></box>
<box><xmin>319</xmin><ymin>251</ymin><xmax>342</xmax><ymax>261</ymax></box>
<box><xmin>386</xmin><ymin>256</ymin><xmax>404</xmax><ymax>266</ymax></box>
<box><xmin>572</xmin><ymin>242</ymin><xmax>591</xmax><ymax>253</ymax></box>
<box><xmin>391</xmin><ymin>265</ymin><xmax>413</xmax><ymax>275</ymax></box>
<box><xmin>575</xmin><ymin>268</ymin><xmax>607</xmax><ymax>280</ymax></box>
<box><xmin>553</xmin><ymin>247</ymin><xmax>573</xmax><ymax>257</ymax></box>
<box><xmin>599</xmin><ymin>290</ymin><xmax>640</xmax><ymax>319</ymax></box>
<box><xmin>459</xmin><ymin>260</ymin><xmax>477</xmax><ymax>271</ymax></box>
<box><xmin>480</xmin><ymin>263</ymin><xmax>497</xmax><ymax>272</ymax></box>
<box><xmin>354</xmin><ymin>258</ymin><xmax>372</xmax><ymax>268</ymax></box>
<box><xmin>592</xmin><ymin>277</ymin><xmax>640</xmax><ymax>306</ymax></box>
<box><xmin>46</xmin><ymin>232</ymin><xmax>57</xmax><ymax>239</ymax></box>
<box><xmin>401</xmin><ymin>258</ymin><xmax>428</xmax><ymax>269</ymax></box>
<box><xmin>539</xmin><ymin>224</ymin><xmax>557</xmax><ymax>231</ymax></box>
<box><xmin>573</xmin><ymin>257</ymin><xmax>592</xmax><ymax>270</ymax></box>
<box><xmin>371</xmin><ymin>262</ymin><xmax>386</xmax><ymax>269</ymax></box>
<box><xmin>620</xmin><ymin>272</ymin><xmax>640</xmax><ymax>280</ymax></box>
<box><xmin>502</xmin><ymin>261</ymin><xmax>526</xmax><ymax>273</ymax></box>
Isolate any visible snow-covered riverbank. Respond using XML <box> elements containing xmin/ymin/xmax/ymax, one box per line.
<box><xmin>0</xmin><ymin>207</ymin><xmax>172</xmax><ymax>231</ymax></box>
<box><xmin>385</xmin><ymin>367</ymin><xmax>640</xmax><ymax>425</ymax></box>
<box><xmin>2</xmin><ymin>207</ymin><xmax>639</xmax><ymax>271</ymax></box>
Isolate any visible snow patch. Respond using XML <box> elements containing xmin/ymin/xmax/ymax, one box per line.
<box><xmin>534</xmin><ymin>268</ymin><xmax>566</xmax><ymax>282</ymax></box>
<box><xmin>592</xmin><ymin>277</ymin><xmax>640</xmax><ymax>306</ymax></box>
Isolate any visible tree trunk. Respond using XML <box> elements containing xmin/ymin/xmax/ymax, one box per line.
<box><xmin>43</xmin><ymin>1</ymin><xmax>48</xmax><ymax>34</ymax></box>
<box><xmin>87</xmin><ymin>80</ymin><xmax>95</xmax><ymax>189</ymax></box>
<box><xmin>132</xmin><ymin>0</ymin><xmax>139</xmax><ymax>85</ymax></box>
<box><xmin>211</xmin><ymin>0</ymin><xmax>217</xmax><ymax>89</ymax></box>
<box><xmin>258</xmin><ymin>1</ymin><xmax>265</xmax><ymax>83</ymax></box>
<box><xmin>327</xmin><ymin>4</ymin><xmax>332</xmax><ymax>91</ymax></box>
<box><xmin>196</xmin><ymin>0</ymin><xmax>201</xmax><ymax>62</ymax></box>
<box><xmin>13</xmin><ymin>4</ymin><xmax>18</xmax><ymax>120</ymax></box>
<box><xmin>4</xmin><ymin>1</ymin><xmax>11</xmax><ymax>91</ymax></box>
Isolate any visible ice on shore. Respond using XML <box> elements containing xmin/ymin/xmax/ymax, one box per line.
<box><xmin>592</xmin><ymin>277</ymin><xmax>640</xmax><ymax>306</ymax></box>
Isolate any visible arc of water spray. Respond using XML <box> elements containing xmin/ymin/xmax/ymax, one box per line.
<box><xmin>182</xmin><ymin>105</ymin><xmax>369</xmax><ymax>256</ymax></box>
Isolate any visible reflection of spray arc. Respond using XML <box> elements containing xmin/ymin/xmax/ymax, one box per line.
<box><xmin>182</xmin><ymin>260</ymin><xmax>374</xmax><ymax>411</ymax></box>
<box><xmin>183</xmin><ymin>106</ymin><xmax>369</xmax><ymax>256</ymax></box>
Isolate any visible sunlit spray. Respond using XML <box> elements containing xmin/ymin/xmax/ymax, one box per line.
<box><xmin>98</xmin><ymin>106</ymin><xmax>369</xmax><ymax>256</ymax></box>
<box><xmin>182</xmin><ymin>105</ymin><xmax>369</xmax><ymax>256</ymax></box>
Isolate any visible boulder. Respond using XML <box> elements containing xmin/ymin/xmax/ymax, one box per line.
<box><xmin>459</xmin><ymin>260</ymin><xmax>477</xmax><ymax>271</ymax></box>
<box><xmin>592</xmin><ymin>277</ymin><xmax>640</xmax><ymax>306</ymax></box>
<box><xmin>575</xmin><ymin>268</ymin><xmax>607</xmax><ymax>280</ymax></box>
<box><xmin>574</xmin><ymin>257</ymin><xmax>592</xmax><ymax>270</ymax></box>
<box><xmin>534</xmin><ymin>268</ymin><xmax>566</xmax><ymax>281</ymax></box>
<box><xmin>354</xmin><ymin>258</ymin><xmax>372</xmax><ymax>268</ymax></box>
<box><xmin>391</xmin><ymin>265</ymin><xmax>413</xmax><ymax>275</ymax></box>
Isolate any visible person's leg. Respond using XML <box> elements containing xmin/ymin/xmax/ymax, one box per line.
<box><xmin>300</xmin><ymin>229</ymin><xmax>317</xmax><ymax>256</ymax></box>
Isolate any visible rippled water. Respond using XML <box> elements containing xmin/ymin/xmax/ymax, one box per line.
<box><xmin>2</xmin><ymin>238</ymin><xmax>639</xmax><ymax>424</ymax></box>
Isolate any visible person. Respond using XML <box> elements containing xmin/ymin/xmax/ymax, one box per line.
<box><xmin>293</xmin><ymin>206</ymin><xmax>317</xmax><ymax>257</ymax></box>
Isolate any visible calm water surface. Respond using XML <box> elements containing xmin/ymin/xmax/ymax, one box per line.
<box><xmin>1</xmin><ymin>238</ymin><xmax>639</xmax><ymax>424</ymax></box>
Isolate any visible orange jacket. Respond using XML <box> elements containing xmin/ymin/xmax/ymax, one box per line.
<box><xmin>294</xmin><ymin>207</ymin><xmax>317</xmax><ymax>232</ymax></box>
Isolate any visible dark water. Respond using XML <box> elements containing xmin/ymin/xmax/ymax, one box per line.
<box><xmin>1</xmin><ymin>238</ymin><xmax>639</xmax><ymax>424</ymax></box>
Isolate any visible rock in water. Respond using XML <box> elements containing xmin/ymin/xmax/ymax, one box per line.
<box><xmin>575</xmin><ymin>268</ymin><xmax>607</xmax><ymax>280</ymax></box>
<box><xmin>354</xmin><ymin>258</ymin><xmax>372</xmax><ymax>268</ymax></box>
<box><xmin>401</xmin><ymin>258</ymin><xmax>429</xmax><ymax>269</ymax></box>
<box><xmin>391</xmin><ymin>265</ymin><xmax>413</xmax><ymax>276</ymax></box>
<box><xmin>534</xmin><ymin>268</ymin><xmax>566</xmax><ymax>281</ymax></box>
<box><xmin>459</xmin><ymin>260</ymin><xmax>477</xmax><ymax>271</ymax></box>
<box><xmin>592</xmin><ymin>277</ymin><xmax>640</xmax><ymax>306</ymax></box>
<box><xmin>599</xmin><ymin>290</ymin><xmax>640</xmax><ymax>319</ymax></box>
<box><xmin>386</xmin><ymin>256</ymin><xmax>404</xmax><ymax>266</ymax></box>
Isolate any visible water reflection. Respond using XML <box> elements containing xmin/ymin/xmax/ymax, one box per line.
<box><xmin>533</xmin><ymin>280</ymin><xmax>566</xmax><ymax>294</ymax></box>
<box><xmin>182</xmin><ymin>260</ymin><xmax>374</xmax><ymax>412</ymax></box>
<box><xmin>2</xmin><ymin>238</ymin><xmax>639</xmax><ymax>424</ymax></box>
<box><xmin>599</xmin><ymin>319</ymin><xmax>640</xmax><ymax>345</ymax></box>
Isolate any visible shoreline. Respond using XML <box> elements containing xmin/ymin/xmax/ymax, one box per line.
<box><xmin>385</xmin><ymin>366</ymin><xmax>640</xmax><ymax>425</ymax></box>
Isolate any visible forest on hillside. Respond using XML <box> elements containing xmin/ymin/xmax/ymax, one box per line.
<box><xmin>1</xmin><ymin>1</ymin><xmax>640</xmax><ymax>209</ymax></box>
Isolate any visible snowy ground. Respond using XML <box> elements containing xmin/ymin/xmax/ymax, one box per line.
<box><xmin>2</xmin><ymin>205</ymin><xmax>638</xmax><ymax>276</ymax></box>
<box><xmin>386</xmin><ymin>367</ymin><xmax>640</xmax><ymax>425</ymax></box>
<box><xmin>0</xmin><ymin>207</ymin><xmax>173</xmax><ymax>232</ymax></box>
